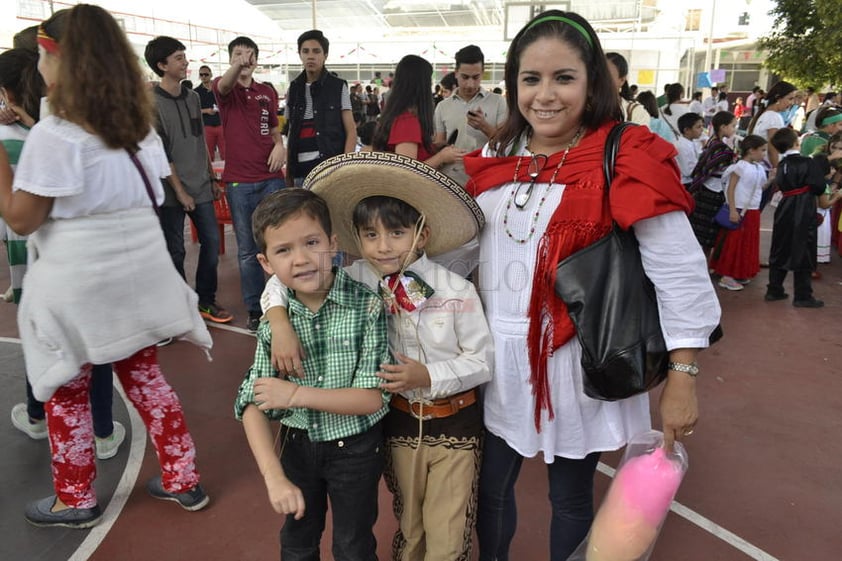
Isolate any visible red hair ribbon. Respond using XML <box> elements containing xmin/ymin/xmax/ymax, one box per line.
<box><xmin>37</xmin><ymin>25</ymin><xmax>60</xmax><ymax>55</ymax></box>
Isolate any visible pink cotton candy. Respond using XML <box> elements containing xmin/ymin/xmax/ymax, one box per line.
<box><xmin>583</xmin><ymin>446</ymin><xmax>685</xmax><ymax>561</ymax></box>
<box><xmin>613</xmin><ymin>447</ymin><xmax>683</xmax><ymax>527</ymax></box>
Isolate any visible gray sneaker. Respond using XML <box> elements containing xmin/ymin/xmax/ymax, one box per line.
<box><xmin>146</xmin><ymin>476</ymin><xmax>209</xmax><ymax>511</ymax></box>
<box><xmin>25</xmin><ymin>496</ymin><xmax>102</xmax><ymax>529</ymax></box>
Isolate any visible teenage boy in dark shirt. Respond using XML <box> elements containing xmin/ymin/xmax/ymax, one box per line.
<box><xmin>145</xmin><ymin>36</ymin><xmax>232</xmax><ymax>324</ymax></box>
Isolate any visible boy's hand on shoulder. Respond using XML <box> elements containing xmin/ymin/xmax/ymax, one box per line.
<box><xmin>254</xmin><ymin>377</ymin><xmax>301</xmax><ymax>410</ymax></box>
<box><xmin>377</xmin><ymin>353</ymin><xmax>431</xmax><ymax>393</ymax></box>
<box><xmin>264</xmin><ymin>473</ymin><xmax>305</xmax><ymax>519</ymax></box>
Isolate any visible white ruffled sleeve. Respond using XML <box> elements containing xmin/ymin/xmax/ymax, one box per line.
<box><xmin>634</xmin><ymin>210</ymin><xmax>722</xmax><ymax>349</ymax></box>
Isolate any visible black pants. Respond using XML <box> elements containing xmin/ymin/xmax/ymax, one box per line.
<box><xmin>767</xmin><ymin>267</ymin><xmax>812</xmax><ymax>301</ymax></box>
<box><xmin>279</xmin><ymin>423</ymin><xmax>385</xmax><ymax>561</ymax></box>
<box><xmin>477</xmin><ymin>431</ymin><xmax>601</xmax><ymax>561</ymax></box>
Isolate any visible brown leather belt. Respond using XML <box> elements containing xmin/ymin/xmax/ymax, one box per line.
<box><xmin>391</xmin><ymin>389</ymin><xmax>477</xmax><ymax>420</ymax></box>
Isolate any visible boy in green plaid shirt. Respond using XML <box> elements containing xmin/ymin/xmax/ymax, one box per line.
<box><xmin>234</xmin><ymin>188</ymin><xmax>390</xmax><ymax>560</ymax></box>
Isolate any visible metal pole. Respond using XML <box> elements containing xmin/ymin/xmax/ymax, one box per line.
<box><xmin>704</xmin><ymin>0</ymin><xmax>717</xmax><ymax>73</ymax></box>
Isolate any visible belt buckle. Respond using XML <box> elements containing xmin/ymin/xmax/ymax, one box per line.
<box><xmin>408</xmin><ymin>399</ymin><xmax>434</xmax><ymax>421</ymax></box>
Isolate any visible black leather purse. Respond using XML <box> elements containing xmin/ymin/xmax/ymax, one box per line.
<box><xmin>555</xmin><ymin>122</ymin><xmax>721</xmax><ymax>401</ymax></box>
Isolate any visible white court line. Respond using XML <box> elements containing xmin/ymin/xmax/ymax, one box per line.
<box><xmin>68</xmin><ymin>384</ymin><xmax>146</xmax><ymax>561</ymax></box>
<box><xmin>597</xmin><ymin>462</ymin><xmax>781</xmax><ymax>561</ymax></box>
<box><xmin>205</xmin><ymin>322</ymin><xmax>255</xmax><ymax>337</ymax></box>
<box><xmin>0</xmin><ymin>336</ymin><xmax>146</xmax><ymax>561</ymax></box>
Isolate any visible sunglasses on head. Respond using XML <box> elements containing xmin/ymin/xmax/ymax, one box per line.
<box><xmin>199</xmin><ymin>73</ymin><xmax>210</xmax><ymax>77</ymax></box>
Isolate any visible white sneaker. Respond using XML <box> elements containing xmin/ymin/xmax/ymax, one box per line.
<box><xmin>11</xmin><ymin>403</ymin><xmax>49</xmax><ymax>440</ymax></box>
<box><xmin>2</xmin><ymin>286</ymin><xmax>13</xmax><ymax>302</ymax></box>
<box><xmin>96</xmin><ymin>421</ymin><xmax>126</xmax><ymax>460</ymax></box>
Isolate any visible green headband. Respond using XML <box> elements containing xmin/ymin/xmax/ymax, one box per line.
<box><xmin>820</xmin><ymin>112</ymin><xmax>842</xmax><ymax>127</ymax></box>
<box><xmin>527</xmin><ymin>15</ymin><xmax>594</xmax><ymax>48</ymax></box>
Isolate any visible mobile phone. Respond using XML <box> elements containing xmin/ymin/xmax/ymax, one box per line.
<box><xmin>467</xmin><ymin>109</ymin><xmax>478</xmax><ymax>117</ymax></box>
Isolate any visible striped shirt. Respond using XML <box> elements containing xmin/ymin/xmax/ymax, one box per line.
<box><xmin>234</xmin><ymin>268</ymin><xmax>391</xmax><ymax>441</ymax></box>
<box><xmin>1</xmin><ymin>123</ymin><xmax>30</xmax><ymax>304</ymax></box>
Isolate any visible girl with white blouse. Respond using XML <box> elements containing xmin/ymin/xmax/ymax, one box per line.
<box><xmin>747</xmin><ymin>81</ymin><xmax>797</xmax><ymax>167</ymax></box>
<box><xmin>0</xmin><ymin>5</ymin><xmax>211</xmax><ymax>529</ymax></box>
<box><xmin>710</xmin><ymin>135</ymin><xmax>772</xmax><ymax>290</ymax></box>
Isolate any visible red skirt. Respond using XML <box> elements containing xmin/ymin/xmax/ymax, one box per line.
<box><xmin>710</xmin><ymin>209</ymin><xmax>761</xmax><ymax>279</ymax></box>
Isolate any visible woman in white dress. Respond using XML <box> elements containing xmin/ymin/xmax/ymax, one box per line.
<box><xmin>463</xmin><ymin>10</ymin><xmax>721</xmax><ymax>561</ymax></box>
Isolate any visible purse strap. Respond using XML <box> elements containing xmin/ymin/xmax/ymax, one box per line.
<box><xmin>603</xmin><ymin>121</ymin><xmax>636</xmax><ymax>190</ymax></box>
<box><xmin>125</xmin><ymin>148</ymin><xmax>159</xmax><ymax>214</ymax></box>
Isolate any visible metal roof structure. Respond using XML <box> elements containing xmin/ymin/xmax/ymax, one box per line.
<box><xmin>244</xmin><ymin>0</ymin><xmax>661</xmax><ymax>41</ymax></box>
<box><xmin>245</xmin><ymin>0</ymin><xmax>505</xmax><ymax>37</ymax></box>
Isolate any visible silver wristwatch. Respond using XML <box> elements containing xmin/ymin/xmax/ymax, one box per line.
<box><xmin>667</xmin><ymin>361</ymin><xmax>699</xmax><ymax>377</ymax></box>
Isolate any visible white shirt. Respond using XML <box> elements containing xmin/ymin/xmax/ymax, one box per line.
<box><xmin>702</xmin><ymin>95</ymin><xmax>717</xmax><ymax>116</ymax></box>
<box><xmin>14</xmin><ymin>115</ymin><xmax>169</xmax><ymax>218</ymax></box>
<box><xmin>660</xmin><ymin>104</ymin><xmax>688</xmax><ymax>138</ymax></box>
<box><xmin>688</xmin><ymin>100</ymin><xmax>704</xmax><ymax>115</ymax></box>
<box><xmin>722</xmin><ymin>159</ymin><xmax>767</xmax><ymax>209</ymax></box>
<box><xmin>751</xmin><ymin>110</ymin><xmax>784</xmax><ymax>142</ymax></box>
<box><xmin>474</xmin><ymin>144</ymin><xmax>721</xmax><ymax>461</ymax></box>
<box><xmin>261</xmin><ymin>254</ymin><xmax>494</xmax><ymax>400</ymax></box>
<box><xmin>675</xmin><ymin>136</ymin><xmax>701</xmax><ymax>183</ymax></box>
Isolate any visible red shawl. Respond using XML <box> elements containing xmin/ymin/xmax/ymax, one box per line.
<box><xmin>464</xmin><ymin>121</ymin><xmax>693</xmax><ymax>430</ymax></box>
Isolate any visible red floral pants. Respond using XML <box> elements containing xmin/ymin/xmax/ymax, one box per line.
<box><xmin>45</xmin><ymin>346</ymin><xmax>200</xmax><ymax>508</ymax></box>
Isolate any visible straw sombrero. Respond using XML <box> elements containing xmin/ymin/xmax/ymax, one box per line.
<box><xmin>303</xmin><ymin>151</ymin><xmax>485</xmax><ymax>257</ymax></box>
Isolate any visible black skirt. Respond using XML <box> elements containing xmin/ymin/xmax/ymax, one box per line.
<box><xmin>690</xmin><ymin>187</ymin><xmax>725</xmax><ymax>250</ymax></box>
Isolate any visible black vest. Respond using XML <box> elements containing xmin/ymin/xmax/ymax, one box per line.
<box><xmin>286</xmin><ymin>69</ymin><xmax>347</xmax><ymax>179</ymax></box>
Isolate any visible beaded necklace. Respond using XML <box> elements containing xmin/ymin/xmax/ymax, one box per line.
<box><xmin>503</xmin><ymin>127</ymin><xmax>584</xmax><ymax>244</ymax></box>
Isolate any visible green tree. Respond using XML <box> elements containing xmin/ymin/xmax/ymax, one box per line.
<box><xmin>759</xmin><ymin>0</ymin><xmax>842</xmax><ymax>88</ymax></box>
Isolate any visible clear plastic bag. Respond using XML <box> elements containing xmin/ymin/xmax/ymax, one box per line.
<box><xmin>567</xmin><ymin>430</ymin><xmax>689</xmax><ymax>561</ymax></box>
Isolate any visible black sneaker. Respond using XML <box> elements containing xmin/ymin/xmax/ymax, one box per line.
<box><xmin>25</xmin><ymin>496</ymin><xmax>102</xmax><ymax>529</ymax></box>
<box><xmin>146</xmin><ymin>476</ymin><xmax>209</xmax><ymax>511</ymax></box>
<box><xmin>764</xmin><ymin>292</ymin><xmax>788</xmax><ymax>302</ymax></box>
<box><xmin>793</xmin><ymin>298</ymin><xmax>824</xmax><ymax>308</ymax></box>
<box><xmin>247</xmin><ymin>311</ymin><xmax>261</xmax><ymax>333</ymax></box>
